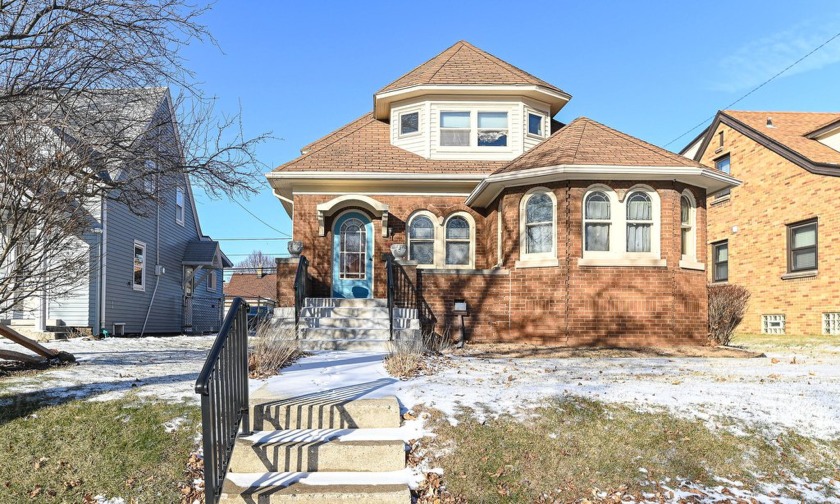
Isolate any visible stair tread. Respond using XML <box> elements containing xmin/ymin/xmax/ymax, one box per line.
<box><xmin>242</xmin><ymin>427</ymin><xmax>413</xmax><ymax>445</ymax></box>
<box><xmin>225</xmin><ymin>470</ymin><xmax>415</xmax><ymax>489</ymax></box>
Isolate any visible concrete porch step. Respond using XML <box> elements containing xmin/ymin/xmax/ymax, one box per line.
<box><xmin>300</xmin><ymin>327</ymin><xmax>391</xmax><ymax>340</ymax></box>
<box><xmin>300</xmin><ymin>306</ymin><xmax>389</xmax><ymax>319</ymax></box>
<box><xmin>229</xmin><ymin>429</ymin><xmax>406</xmax><ymax>472</ymax></box>
<box><xmin>301</xmin><ymin>317</ymin><xmax>419</xmax><ymax>330</ymax></box>
<box><xmin>305</xmin><ymin>298</ymin><xmax>388</xmax><ymax>308</ymax></box>
<box><xmin>220</xmin><ymin>471</ymin><xmax>411</xmax><ymax>503</ymax></box>
<box><xmin>251</xmin><ymin>397</ymin><xmax>401</xmax><ymax>431</ymax></box>
<box><xmin>298</xmin><ymin>339</ymin><xmax>392</xmax><ymax>352</ymax></box>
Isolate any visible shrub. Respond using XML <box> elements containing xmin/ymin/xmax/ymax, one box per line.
<box><xmin>248</xmin><ymin>323</ymin><xmax>300</xmax><ymax>378</ymax></box>
<box><xmin>384</xmin><ymin>330</ymin><xmax>450</xmax><ymax>379</ymax></box>
<box><xmin>708</xmin><ymin>284</ymin><xmax>750</xmax><ymax>346</ymax></box>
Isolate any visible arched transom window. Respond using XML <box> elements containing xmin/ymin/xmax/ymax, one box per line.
<box><xmin>408</xmin><ymin>215</ymin><xmax>435</xmax><ymax>265</ymax></box>
<box><xmin>584</xmin><ymin>191</ymin><xmax>611</xmax><ymax>252</ymax></box>
<box><xmin>445</xmin><ymin>216</ymin><xmax>471</xmax><ymax>266</ymax></box>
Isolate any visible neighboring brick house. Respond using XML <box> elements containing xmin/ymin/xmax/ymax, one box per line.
<box><xmin>224</xmin><ymin>270</ymin><xmax>277</xmax><ymax>313</ymax></box>
<box><xmin>682</xmin><ymin>111</ymin><xmax>840</xmax><ymax>336</ymax></box>
<box><xmin>268</xmin><ymin>41</ymin><xmax>737</xmax><ymax>346</ymax></box>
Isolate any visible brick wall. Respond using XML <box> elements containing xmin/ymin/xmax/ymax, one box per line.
<box><xmin>701</xmin><ymin>123</ymin><xmax>840</xmax><ymax>335</ymax></box>
<box><xmin>276</xmin><ymin>183</ymin><xmax>709</xmax><ymax>346</ymax></box>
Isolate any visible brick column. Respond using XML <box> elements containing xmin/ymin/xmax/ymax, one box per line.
<box><xmin>275</xmin><ymin>257</ymin><xmax>299</xmax><ymax>309</ymax></box>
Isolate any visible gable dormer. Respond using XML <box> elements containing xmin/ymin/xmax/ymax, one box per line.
<box><xmin>374</xmin><ymin>41</ymin><xmax>571</xmax><ymax>161</ymax></box>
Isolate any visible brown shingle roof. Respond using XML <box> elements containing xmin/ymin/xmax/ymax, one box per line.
<box><xmin>495</xmin><ymin>117</ymin><xmax>705</xmax><ymax>175</ymax></box>
<box><xmin>377</xmin><ymin>41</ymin><xmax>567</xmax><ymax>96</ymax></box>
<box><xmin>722</xmin><ymin>111</ymin><xmax>840</xmax><ymax>166</ymax></box>
<box><xmin>225</xmin><ymin>273</ymin><xmax>276</xmax><ymax>301</ymax></box>
<box><xmin>273</xmin><ymin>113</ymin><xmax>506</xmax><ymax>174</ymax></box>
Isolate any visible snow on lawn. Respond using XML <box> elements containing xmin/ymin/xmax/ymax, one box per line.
<box><xmin>253</xmin><ymin>347</ymin><xmax>840</xmax><ymax>440</ymax></box>
<box><xmin>0</xmin><ymin>335</ymin><xmax>215</xmax><ymax>404</ymax></box>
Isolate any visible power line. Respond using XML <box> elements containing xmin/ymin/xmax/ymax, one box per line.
<box><xmin>663</xmin><ymin>29</ymin><xmax>840</xmax><ymax>148</ymax></box>
<box><xmin>215</xmin><ymin>237</ymin><xmax>290</xmax><ymax>241</ymax></box>
<box><xmin>231</xmin><ymin>198</ymin><xmax>292</xmax><ymax>238</ymax></box>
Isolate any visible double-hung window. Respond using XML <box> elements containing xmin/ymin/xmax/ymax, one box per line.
<box><xmin>445</xmin><ymin>216</ymin><xmax>471</xmax><ymax>266</ymax></box>
<box><xmin>523</xmin><ymin>192</ymin><xmax>554</xmax><ymax>255</ymax></box>
<box><xmin>477</xmin><ymin>112</ymin><xmax>508</xmax><ymax>146</ymax></box>
<box><xmin>787</xmin><ymin>219</ymin><xmax>817</xmax><ymax>273</ymax></box>
<box><xmin>176</xmin><ymin>188</ymin><xmax>185</xmax><ymax>225</ymax></box>
<box><xmin>408</xmin><ymin>215</ymin><xmax>435</xmax><ymax>265</ymax></box>
<box><xmin>584</xmin><ymin>192</ymin><xmax>611</xmax><ymax>252</ymax></box>
<box><xmin>439</xmin><ymin>111</ymin><xmax>508</xmax><ymax>147</ymax></box>
<box><xmin>440</xmin><ymin>112</ymin><xmax>471</xmax><ymax>147</ymax></box>
<box><xmin>712</xmin><ymin>241</ymin><xmax>728</xmax><ymax>282</ymax></box>
<box><xmin>715</xmin><ymin>155</ymin><xmax>731</xmax><ymax>199</ymax></box>
<box><xmin>206</xmin><ymin>270</ymin><xmax>217</xmax><ymax>292</ymax></box>
<box><xmin>133</xmin><ymin>240</ymin><xmax>146</xmax><ymax>291</ymax></box>
<box><xmin>680</xmin><ymin>194</ymin><xmax>695</xmax><ymax>258</ymax></box>
<box><xmin>626</xmin><ymin>192</ymin><xmax>652</xmax><ymax>253</ymax></box>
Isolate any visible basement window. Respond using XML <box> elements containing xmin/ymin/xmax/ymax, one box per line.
<box><xmin>761</xmin><ymin>314</ymin><xmax>785</xmax><ymax>335</ymax></box>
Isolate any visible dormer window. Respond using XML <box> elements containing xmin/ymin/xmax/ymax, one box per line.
<box><xmin>400</xmin><ymin>111</ymin><xmax>419</xmax><ymax>136</ymax></box>
<box><xmin>440</xmin><ymin>111</ymin><xmax>509</xmax><ymax>147</ymax></box>
<box><xmin>528</xmin><ymin>113</ymin><xmax>544</xmax><ymax>137</ymax></box>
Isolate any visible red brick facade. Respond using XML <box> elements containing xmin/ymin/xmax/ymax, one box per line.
<box><xmin>277</xmin><ymin>182</ymin><xmax>708</xmax><ymax>346</ymax></box>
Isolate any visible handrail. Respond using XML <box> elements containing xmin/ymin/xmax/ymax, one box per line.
<box><xmin>384</xmin><ymin>253</ymin><xmax>437</xmax><ymax>338</ymax></box>
<box><xmin>293</xmin><ymin>255</ymin><xmax>309</xmax><ymax>336</ymax></box>
<box><xmin>194</xmin><ymin>297</ymin><xmax>251</xmax><ymax>504</ymax></box>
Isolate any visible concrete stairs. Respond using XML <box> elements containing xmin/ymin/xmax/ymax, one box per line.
<box><xmin>297</xmin><ymin>298</ymin><xmax>419</xmax><ymax>352</ymax></box>
<box><xmin>220</xmin><ymin>393</ymin><xmax>411</xmax><ymax>503</ymax></box>
<box><xmin>0</xmin><ymin>319</ymin><xmax>68</xmax><ymax>342</ymax></box>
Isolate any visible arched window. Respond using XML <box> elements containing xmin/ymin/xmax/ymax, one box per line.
<box><xmin>524</xmin><ymin>192</ymin><xmax>554</xmax><ymax>255</ymax></box>
<box><xmin>680</xmin><ymin>194</ymin><xmax>692</xmax><ymax>257</ymax></box>
<box><xmin>626</xmin><ymin>192</ymin><xmax>652</xmax><ymax>253</ymax></box>
<box><xmin>339</xmin><ymin>217</ymin><xmax>366</xmax><ymax>279</ymax></box>
<box><xmin>408</xmin><ymin>214</ymin><xmax>435</xmax><ymax>265</ymax></box>
<box><xmin>584</xmin><ymin>191</ymin><xmax>611</xmax><ymax>252</ymax></box>
<box><xmin>445</xmin><ymin>215</ymin><xmax>472</xmax><ymax>266</ymax></box>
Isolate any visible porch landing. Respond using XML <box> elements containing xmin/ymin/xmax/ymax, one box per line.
<box><xmin>296</xmin><ymin>298</ymin><xmax>420</xmax><ymax>352</ymax></box>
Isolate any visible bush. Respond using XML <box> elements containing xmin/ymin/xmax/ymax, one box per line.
<box><xmin>708</xmin><ymin>284</ymin><xmax>750</xmax><ymax>346</ymax></box>
<box><xmin>248</xmin><ymin>323</ymin><xmax>300</xmax><ymax>378</ymax></box>
<box><xmin>384</xmin><ymin>330</ymin><xmax>450</xmax><ymax>379</ymax></box>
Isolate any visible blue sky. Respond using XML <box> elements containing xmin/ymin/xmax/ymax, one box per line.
<box><xmin>181</xmin><ymin>1</ymin><xmax>840</xmax><ymax>269</ymax></box>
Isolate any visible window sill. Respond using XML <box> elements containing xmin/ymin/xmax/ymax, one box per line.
<box><xmin>578</xmin><ymin>257</ymin><xmax>666</xmax><ymax>268</ymax></box>
<box><xmin>515</xmin><ymin>258</ymin><xmax>559</xmax><ymax>269</ymax></box>
<box><xmin>679</xmin><ymin>258</ymin><xmax>705</xmax><ymax>271</ymax></box>
<box><xmin>711</xmin><ymin>195</ymin><xmax>730</xmax><ymax>206</ymax></box>
<box><xmin>781</xmin><ymin>270</ymin><xmax>817</xmax><ymax>280</ymax></box>
<box><xmin>423</xmin><ymin>268</ymin><xmax>509</xmax><ymax>276</ymax></box>
<box><xmin>132</xmin><ymin>286</ymin><xmax>145</xmax><ymax>292</ymax></box>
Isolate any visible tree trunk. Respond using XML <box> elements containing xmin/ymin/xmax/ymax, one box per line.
<box><xmin>0</xmin><ymin>349</ymin><xmax>47</xmax><ymax>365</ymax></box>
<box><xmin>0</xmin><ymin>325</ymin><xmax>75</xmax><ymax>363</ymax></box>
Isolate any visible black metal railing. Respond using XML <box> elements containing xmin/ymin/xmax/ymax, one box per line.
<box><xmin>293</xmin><ymin>255</ymin><xmax>309</xmax><ymax>334</ymax></box>
<box><xmin>194</xmin><ymin>297</ymin><xmax>250</xmax><ymax>504</ymax></box>
<box><xmin>385</xmin><ymin>253</ymin><xmax>437</xmax><ymax>338</ymax></box>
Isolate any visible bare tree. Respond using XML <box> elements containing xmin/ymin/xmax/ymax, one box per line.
<box><xmin>0</xmin><ymin>0</ymin><xmax>269</xmax><ymax>325</ymax></box>
<box><xmin>235</xmin><ymin>250</ymin><xmax>276</xmax><ymax>274</ymax></box>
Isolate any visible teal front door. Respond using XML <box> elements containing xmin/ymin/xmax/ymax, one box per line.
<box><xmin>332</xmin><ymin>211</ymin><xmax>374</xmax><ymax>298</ymax></box>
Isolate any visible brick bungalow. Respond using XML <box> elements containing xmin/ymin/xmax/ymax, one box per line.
<box><xmin>268</xmin><ymin>41</ymin><xmax>738</xmax><ymax>346</ymax></box>
<box><xmin>682</xmin><ymin>111</ymin><xmax>840</xmax><ymax>336</ymax></box>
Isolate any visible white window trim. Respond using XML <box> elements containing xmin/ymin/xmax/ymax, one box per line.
<box><xmin>406</xmin><ymin>210</ymin><xmax>439</xmax><ymax>268</ymax></box>
<box><xmin>438</xmin><ymin>109</ymin><xmax>512</xmax><ymax>151</ymax></box>
<box><xmin>678</xmin><ymin>190</ymin><xmax>704</xmax><ymax>270</ymax></box>
<box><xmin>525</xmin><ymin>110</ymin><xmax>546</xmax><ymax>139</ymax></box>
<box><xmin>206</xmin><ymin>270</ymin><xmax>216</xmax><ymax>292</ymax></box>
<box><xmin>443</xmin><ymin>212</ymin><xmax>476</xmax><ymax>269</ymax></box>
<box><xmin>133</xmin><ymin>240</ymin><xmax>146</xmax><ymax>292</ymax></box>
<box><xmin>397</xmin><ymin>109</ymin><xmax>422</xmax><ymax>138</ymax></box>
<box><xmin>176</xmin><ymin>187</ymin><xmax>185</xmax><ymax>226</ymax></box>
<box><xmin>517</xmin><ymin>187</ymin><xmax>558</xmax><ymax>268</ymax></box>
<box><xmin>579</xmin><ymin>184</ymin><xmax>665</xmax><ymax>267</ymax></box>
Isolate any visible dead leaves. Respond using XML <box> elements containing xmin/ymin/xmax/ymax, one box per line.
<box><xmin>178</xmin><ymin>451</ymin><xmax>205</xmax><ymax>504</ymax></box>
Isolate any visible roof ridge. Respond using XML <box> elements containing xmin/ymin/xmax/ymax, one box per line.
<box><xmin>570</xmin><ymin>118</ymin><xmax>587</xmax><ymax>163</ymax></box>
<box><xmin>583</xmin><ymin>117</ymin><xmax>693</xmax><ymax>166</ymax></box>
<box><xmin>465</xmin><ymin>42</ymin><xmax>526</xmax><ymax>83</ymax></box>
<box><xmin>427</xmin><ymin>42</ymin><xmax>465</xmax><ymax>85</ymax></box>
<box><xmin>376</xmin><ymin>42</ymin><xmax>461</xmax><ymax>95</ymax></box>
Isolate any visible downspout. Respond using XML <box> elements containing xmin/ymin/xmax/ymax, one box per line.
<box><xmin>140</xmin><ymin>178</ymin><xmax>161</xmax><ymax>337</ymax></box>
<box><xmin>99</xmin><ymin>199</ymin><xmax>108</xmax><ymax>336</ymax></box>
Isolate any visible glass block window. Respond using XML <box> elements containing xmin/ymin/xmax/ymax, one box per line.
<box><xmin>477</xmin><ymin>112</ymin><xmax>508</xmax><ymax>147</ymax></box>
<box><xmin>408</xmin><ymin>215</ymin><xmax>435</xmax><ymax>265</ymax></box>
<box><xmin>445</xmin><ymin>216</ymin><xmax>471</xmax><ymax>266</ymax></box>
<box><xmin>440</xmin><ymin>112</ymin><xmax>470</xmax><ymax>146</ymax></box>
<box><xmin>762</xmin><ymin>314</ymin><xmax>785</xmax><ymax>335</ymax></box>
<box><xmin>824</xmin><ymin>313</ymin><xmax>840</xmax><ymax>335</ymax></box>
<box><xmin>626</xmin><ymin>192</ymin><xmax>652</xmax><ymax>253</ymax></box>
<box><xmin>400</xmin><ymin>112</ymin><xmax>419</xmax><ymax>136</ymax></box>
<box><xmin>524</xmin><ymin>192</ymin><xmax>553</xmax><ymax>254</ymax></box>
<box><xmin>584</xmin><ymin>191</ymin><xmax>611</xmax><ymax>252</ymax></box>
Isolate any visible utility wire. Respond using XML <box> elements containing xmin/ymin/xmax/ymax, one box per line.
<box><xmin>215</xmin><ymin>237</ymin><xmax>290</xmax><ymax>241</ymax></box>
<box><xmin>231</xmin><ymin>198</ymin><xmax>292</xmax><ymax>238</ymax></box>
<box><xmin>663</xmin><ymin>29</ymin><xmax>840</xmax><ymax>148</ymax></box>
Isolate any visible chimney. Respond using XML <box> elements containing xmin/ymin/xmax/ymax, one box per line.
<box><xmin>256</xmin><ymin>266</ymin><xmax>263</xmax><ymax>277</ymax></box>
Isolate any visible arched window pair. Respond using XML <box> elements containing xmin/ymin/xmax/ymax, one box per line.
<box><xmin>407</xmin><ymin>212</ymin><xmax>474</xmax><ymax>268</ymax></box>
<box><xmin>582</xmin><ymin>186</ymin><xmax>663</xmax><ymax>258</ymax></box>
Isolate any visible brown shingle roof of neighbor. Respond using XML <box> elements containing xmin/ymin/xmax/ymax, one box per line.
<box><xmin>273</xmin><ymin>113</ymin><xmax>507</xmax><ymax>174</ymax></box>
<box><xmin>494</xmin><ymin>117</ymin><xmax>706</xmax><ymax>175</ymax></box>
<box><xmin>722</xmin><ymin>111</ymin><xmax>840</xmax><ymax>166</ymax></box>
<box><xmin>376</xmin><ymin>40</ymin><xmax>568</xmax><ymax>96</ymax></box>
<box><xmin>225</xmin><ymin>273</ymin><xmax>276</xmax><ymax>301</ymax></box>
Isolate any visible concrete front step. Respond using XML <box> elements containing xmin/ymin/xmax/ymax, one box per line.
<box><xmin>301</xmin><ymin>316</ymin><xmax>419</xmax><ymax>330</ymax></box>
<box><xmin>251</xmin><ymin>397</ymin><xmax>401</xmax><ymax>431</ymax></box>
<box><xmin>220</xmin><ymin>471</ymin><xmax>410</xmax><ymax>503</ymax></box>
<box><xmin>300</xmin><ymin>306</ymin><xmax>389</xmax><ymax>319</ymax></box>
<box><xmin>300</xmin><ymin>327</ymin><xmax>391</xmax><ymax>340</ymax></box>
<box><xmin>298</xmin><ymin>339</ymin><xmax>392</xmax><ymax>352</ymax></box>
<box><xmin>229</xmin><ymin>429</ymin><xmax>406</xmax><ymax>472</ymax></box>
<box><xmin>305</xmin><ymin>298</ymin><xmax>388</xmax><ymax>308</ymax></box>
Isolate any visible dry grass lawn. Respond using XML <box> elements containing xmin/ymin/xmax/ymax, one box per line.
<box><xmin>450</xmin><ymin>342</ymin><xmax>763</xmax><ymax>359</ymax></box>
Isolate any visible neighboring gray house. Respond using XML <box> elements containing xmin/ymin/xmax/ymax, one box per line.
<box><xmin>2</xmin><ymin>88</ymin><xmax>232</xmax><ymax>336</ymax></box>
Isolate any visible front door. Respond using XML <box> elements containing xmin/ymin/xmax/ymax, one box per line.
<box><xmin>332</xmin><ymin>211</ymin><xmax>373</xmax><ymax>298</ymax></box>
